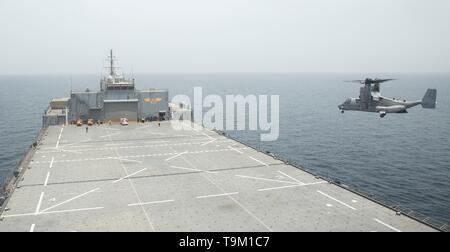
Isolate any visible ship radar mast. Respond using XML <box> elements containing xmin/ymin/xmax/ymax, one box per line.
<box><xmin>100</xmin><ymin>49</ymin><xmax>135</xmax><ymax>91</ymax></box>
<box><xmin>107</xmin><ymin>49</ymin><xmax>118</xmax><ymax>77</ymax></box>
<box><xmin>110</xmin><ymin>49</ymin><xmax>114</xmax><ymax>76</ymax></box>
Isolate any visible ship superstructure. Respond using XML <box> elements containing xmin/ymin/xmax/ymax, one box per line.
<box><xmin>43</xmin><ymin>50</ymin><xmax>169</xmax><ymax>126</ymax></box>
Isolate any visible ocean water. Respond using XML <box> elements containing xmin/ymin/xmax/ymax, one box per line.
<box><xmin>0</xmin><ymin>74</ymin><xmax>449</xmax><ymax>225</ymax></box>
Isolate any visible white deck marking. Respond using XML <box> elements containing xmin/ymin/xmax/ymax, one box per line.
<box><xmin>196</xmin><ymin>192</ymin><xmax>239</xmax><ymax>199</ymax></box>
<box><xmin>43</xmin><ymin>172</ymin><xmax>51</xmax><ymax>186</ymax></box>
<box><xmin>374</xmin><ymin>218</ymin><xmax>402</xmax><ymax>232</ymax></box>
<box><xmin>36</xmin><ymin>140</ymin><xmax>235</xmax><ymax>154</ymax></box>
<box><xmin>40</xmin><ymin>188</ymin><xmax>100</xmax><ymax>213</ymax></box>
<box><xmin>49</xmin><ymin>157</ymin><xmax>54</xmax><ymax>168</ymax></box>
<box><xmin>236</xmin><ymin>175</ymin><xmax>299</xmax><ymax>185</ymax></box>
<box><xmin>2</xmin><ymin>207</ymin><xmax>105</xmax><ymax>218</ymax></box>
<box><xmin>228</xmin><ymin>145</ymin><xmax>243</xmax><ymax>154</ymax></box>
<box><xmin>169</xmin><ymin>165</ymin><xmax>217</xmax><ymax>174</ymax></box>
<box><xmin>55</xmin><ymin>127</ymin><xmax>64</xmax><ymax>149</ymax></box>
<box><xmin>201</xmin><ymin>172</ymin><xmax>273</xmax><ymax>232</ymax></box>
<box><xmin>277</xmin><ymin>171</ymin><xmax>305</xmax><ymax>184</ymax></box>
<box><xmin>106</xmin><ymin>128</ymin><xmax>156</xmax><ymax>232</ymax></box>
<box><xmin>317</xmin><ymin>190</ymin><xmax>357</xmax><ymax>211</ymax></box>
<box><xmin>176</xmin><ymin>151</ymin><xmax>273</xmax><ymax>232</ymax></box>
<box><xmin>113</xmin><ymin>168</ymin><xmax>147</xmax><ymax>183</ymax></box>
<box><xmin>165</xmin><ymin>151</ymin><xmax>187</xmax><ymax>161</ymax></box>
<box><xmin>115</xmin><ymin>158</ymin><xmax>142</xmax><ymax>163</ymax></box>
<box><xmin>258</xmin><ymin>181</ymin><xmax>327</xmax><ymax>191</ymax></box>
<box><xmin>31</xmin><ymin>148</ymin><xmax>250</xmax><ymax>164</ymax></box>
<box><xmin>60</xmin><ymin>139</ymin><xmax>92</xmax><ymax>148</ymax></box>
<box><xmin>35</xmin><ymin>192</ymin><xmax>45</xmax><ymax>214</ymax></box>
<box><xmin>29</xmin><ymin>224</ymin><xmax>35</xmax><ymax>232</ymax></box>
<box><xmin>128</xmin><ymin>199</ymin><xmax>175</xmax><ymax>206</ymax></box>
<box><xmin>170</xmin><ymin>165</ymin><xmax>202</xmax><ymax>172</ymax></box>
<box><xmin>202</xmin><ymin>132</ymin><xmax>215</xmax><ymax>140</ymax></box>
<box><xmin>200</xmin><ymin>139</ymin><xmax>217</xmax><ymax>146</ymax></box>
<box><xmin>248</xmin><ymin>156</ymin><xmax>269</xmax><ymax>167</ymax></box>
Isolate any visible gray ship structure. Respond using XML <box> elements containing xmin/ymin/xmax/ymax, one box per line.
<box><xmin>43</xmin><ymin>50</ymin><xmax>171</xmax><ymax>127</ymax></box>
<box><xmin>0</xmin><ymin>51</ymin><xmax>447</xmax><ymax>232</ymax></box>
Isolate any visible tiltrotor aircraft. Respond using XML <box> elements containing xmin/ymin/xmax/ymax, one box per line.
<box><xmin>338</xmin><ymin>78</ymin><xmax>437</xmax><ymax>118</ymax></box>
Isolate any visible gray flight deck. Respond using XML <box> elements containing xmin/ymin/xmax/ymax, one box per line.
<box><xmin>0</xmin><ymin>122</ymin><xmax>436</xmax><ymax>232</ymax></box>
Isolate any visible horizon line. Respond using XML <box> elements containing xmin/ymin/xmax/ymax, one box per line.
<box><xmin>1</xmin><ymin>72</ymin><xmax>450</xmax><ymax>76</ymax></box>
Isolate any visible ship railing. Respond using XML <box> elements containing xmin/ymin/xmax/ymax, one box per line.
<box><xmin>211</xmin><ymin>128</ymin><xmax>448</xmax><ymax>232</ymax></box>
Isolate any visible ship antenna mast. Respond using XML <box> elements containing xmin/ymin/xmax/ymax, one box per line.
<box><xmin>110</xmin><ymin>49</ymin><xmax>114</xmax><ymax>76</ymax></box>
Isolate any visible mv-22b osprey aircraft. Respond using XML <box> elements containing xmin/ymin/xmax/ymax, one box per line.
<box><xmin>338</xmin><ymin>78</ymin><xmax>437</xmax><ymax>118</ymax></box>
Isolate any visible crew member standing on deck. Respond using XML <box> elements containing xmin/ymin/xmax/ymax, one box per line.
<box><xmin>86</xmin><ymin>126</ymin><xmax>89</xmax><ymax>133</ymax></box>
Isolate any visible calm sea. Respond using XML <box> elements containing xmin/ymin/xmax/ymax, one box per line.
<box><xmin>1</xmin><ymin>73</ymin><xmax>449</xmax><ymax>225</ymax></box>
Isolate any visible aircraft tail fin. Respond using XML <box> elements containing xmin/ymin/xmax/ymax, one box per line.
<box><xmin>422</xmin><ymin>89</ymin><xmax>437</xmax><ymax>109</ymax></box>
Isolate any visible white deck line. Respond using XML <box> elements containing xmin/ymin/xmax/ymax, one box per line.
<box><xmin>2</xmin><ymin>207</ymin><xmax>105</xmax><ymax>218</ymax></box>
<box><xmin>201</xmin><ymin>172</ymin><xmax>273</xmax><ymax>232</ymax></box>
<box><xmin>374</xmin><ymin>218</ymin><xmax>402</xmax><ymax>232</ymax></box>
<box><xmin>202</xmin><ymin>132</ymin><xmax>215</xmax><ymax>140</ymax></box>
<box><xmin>40</xmin><ymin>188</ymin><xmax>100</xmax><ymax>213</ymax></box>
<box><xmin>128</xmin><ymin>199</ymin><xmax>175</xmax><ymax>206</ymax></box>
<box><xmin>196</xmin><ymin>192</ymin><xmax>239</xmax><ymax>199</ymax></box>
<box><xmin>105</xmin><ymin>127</ymin><xmax>156</xmax><ymax>232</ymax></box>
<box><xmin>165</xmin><ymin>151</ymin><xmax>187</xmax><ymax>161</ymax></box>
<box><xmin>200</xmin><ymin>139</ymin><xmax>217</xmax><ymax>146</ymax></box>
<box><xmin>55</xmin><ymin>127</ymin><xmax>64</xmax><ymax>149</ymax></box>
<box><xmin>236</xmin><ymin>175</ymin><xmax>299</xmax><ymax>185</ymax></box>
<box><xmin>169</xmin><ymin>165</ymin><xmax>217</xmax><ymax>174</ymax></box>
<box><xmin>317</xmin><ymin>190</ymin><xmax>357</xmax><ymax>211</ymax></box>
<box><xmin>177</xmin><ymin>152</ymin><xmax>273</xmax><ymax>232</ymax></box>
<box><xmin>277</xmin><ymin>171</ymin><xmax>305</xmax><ymax>184</ymax></box>
<box><xmin>248</xmin><ymin>156</ymin><xmax>269</xmax><ymax>167</ymax></box>
<box><xmin>35</xmin><ymin>192</ymin><xmax>45</xmax><ymax>214</ymax></box>
<box><xmin>257</xmin><ymin>182</ymin><xmax>327</xmax><ymax>192</ymax></box>
<box><xmin>228</xmin><ymin>145</ymin><xmax>243</xmax><ymax>154</ymax></box>
<box><xmin>113</xmin><ymin>168</ymin><xmax>147</xmax><ymax>183</ymax></box>
<box><xmin>49</xmin><ymin>157</ymin><xmax>54</xmax><ymax>168</ymax></box>
<box><xmin>115</xmin><ymin>158</ymin><xmax>143</xmax><ymax>163</ymax></box>
<box><xmin>169</xmin><ymin>165</ymin><xmax>203</xmax><ymax>172</ymax></box>
<box><xmin>43</xmin><ymin>172</ymin><xmax>51</xmax><ymax>187</ymax></box>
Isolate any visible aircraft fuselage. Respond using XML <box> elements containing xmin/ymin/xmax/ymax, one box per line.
<box><xmin>338</xmin><ymin>95</ymin><xmax>421</xmax><ymax>113</ymax></box>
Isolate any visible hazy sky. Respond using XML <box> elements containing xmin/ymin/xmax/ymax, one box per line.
<box><xmin>1</xmin><ymin>0</ymin><xmax>449</xmax><ymax>74</ymax></box>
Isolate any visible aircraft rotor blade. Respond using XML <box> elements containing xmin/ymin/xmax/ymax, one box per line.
<box><xmin>373</xmin><ymin>78</ymin><xmax>396</xmax><ymax>84</ymax></box>
<box><xmin>344</xmin><ymin>80</ymin><xmax>364</xmax><ymax>84</ymax></box>
<box><xmin>344</xmin><ymin>78</ymin><xmax>396</xmax><ymax>84</ymax></box>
